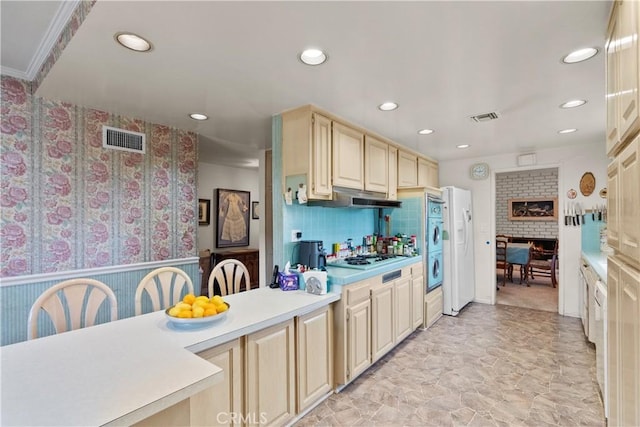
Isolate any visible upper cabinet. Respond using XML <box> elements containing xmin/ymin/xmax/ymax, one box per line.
<box><xmin>282</xmin><ymin>108</ymin><xmax>332</xmax><ymax>199</ymax></box>
<box><xmin>607</xmin><ymin>0</ymin><xmax>640</xmax><ymax>157</ymax></box>
<box><xmin>333</xmin><ymin>122</ymin><xmax>364</xmax><ymax>190</ymax></box>
<box><xmin>418</xmin><ymin>157</ymin><xmax>439</xmax><ymax>188</ymax></box>
<box><xmin>281</xmin><ymin>105</ymin><xmax>438</xmax><ymax>200</ymax></box>
<box><xmin>364</xmin><ymin>135</ymin><xmax>389</xmax><ymax>194</ymax></box>
<box><xmin>398</xmin><ymin>150</ymin><xmax>439</xmax><ymax>189</ymax></box>
<box><xmin>398</xmin><ymin>150</ymin><xmax>418</xmax><ymax>187</ymax></box>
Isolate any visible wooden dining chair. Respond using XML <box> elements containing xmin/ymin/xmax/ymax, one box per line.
<box><xmin>496</xmin><ymin>240</ymin><xmax>509</xmax><ymax>287</ymax></box>
<box><xmin>527</xmin><ymin>239</ymin><xmax>558</xmax><ymax>288</ymax></box>
<box><xmin>135</xmin><ymin>267</ymin><xmax>194</xmax><ymax>315</ymax></box>
<box><xmin>28</xmin><ymin>278</ymin><xmax>118</xmax><ymax>340</ymax></box>
<box><xmin>208</xmin><ymin>259</ymin><xmax>250</xmax><ymax>297</ymax></box>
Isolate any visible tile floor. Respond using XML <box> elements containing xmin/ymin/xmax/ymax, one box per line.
<box><xmin>296</xmin><ymin>303</ymin><xmax>605</xmax><ymax>426</ymax></box>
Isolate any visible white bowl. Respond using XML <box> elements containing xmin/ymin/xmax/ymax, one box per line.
<box><xmin>165</xmin><ymin>302</ymin><xmax>229</xmax><ymax>326</ymax></box>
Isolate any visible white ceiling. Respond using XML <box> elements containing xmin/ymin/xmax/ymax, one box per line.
<box><xmin>1</xmin><ymin>1</ymin><xmax>612</xmax><ymax>168</ymax></box>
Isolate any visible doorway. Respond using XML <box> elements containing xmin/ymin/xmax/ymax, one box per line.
<box><xmin>494</xmin><ymin>167</ymin><xmax>559</xmax><ymax>313</ymax></box>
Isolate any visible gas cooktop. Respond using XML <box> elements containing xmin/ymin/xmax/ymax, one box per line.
<box><xmin>328</xmin><ymin>254</ymin><xmax>406</xmax><ymax>270</ymax></box>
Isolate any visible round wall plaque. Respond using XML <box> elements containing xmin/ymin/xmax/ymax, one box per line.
<box><xmin>580</xmin><ymin>172</ymin><xmax>596</xmax><ymax>196</ymax></box>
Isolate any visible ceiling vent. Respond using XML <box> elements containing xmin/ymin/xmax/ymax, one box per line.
<box><xmin>102</xmin><ymin>126</ymin><xmax>146</xmax><ymax>154</ymax></box>
<box><xmin>469</xmin><ymin>112</ymin><xmax>500</xmax><ymax>123</ymax></box>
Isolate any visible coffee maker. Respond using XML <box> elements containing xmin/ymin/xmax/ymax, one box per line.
<box><xmin>297</xmin><ymin>240</ymin><xmax>326</xmax><ymax>269</ymax></box>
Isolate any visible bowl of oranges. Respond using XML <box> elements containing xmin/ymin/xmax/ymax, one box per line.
<box><xmin>165</xmin><ymin>294</ymin><xmax>229</xmax><ymax>326</ymax></box>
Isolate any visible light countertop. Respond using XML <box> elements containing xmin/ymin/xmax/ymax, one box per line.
<box><xmin>326</xmin><ymin>256</ymin><xmax>422</xmax><ymax>287</ymax></box>
<box><xmin>582</xmin><ymin>251</ymin><xmax>608</xmax><ymax>284</ymax></box>
<box><xmin>0</xmin><ymin>288</ymin><xmax>339</xmax><ymax>426</ymax></box>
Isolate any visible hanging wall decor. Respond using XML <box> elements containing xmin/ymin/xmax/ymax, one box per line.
<box><xmin>579</xmin><ymin>172</ymin><xmax>596</xmax><ymax>196</ymax></box>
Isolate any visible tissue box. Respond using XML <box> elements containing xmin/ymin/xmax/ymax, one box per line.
<box><xmin>278</xmin><ymin>272</ymin><xmax>299</xmax><ymax>291</ymax></box>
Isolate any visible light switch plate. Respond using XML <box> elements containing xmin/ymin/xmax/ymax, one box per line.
<box><xmin>291</xmin><ymin>229</ymin><xmax>302</xmax><ymax>242</ymax></box>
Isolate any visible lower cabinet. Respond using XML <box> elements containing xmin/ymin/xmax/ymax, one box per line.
<box><xmin>335</xmin><ymin>261</ymin><xmax>423</xmax><ymax>389</ymax></box>
<box><xmin>411</xmin><ymin>264</ymin><xmax>425</xmax><ymax>329</ymax></box>
<box><xmin>425</xmin><ymin>286</ymin><xmax>443</xmax><ymax>328</ymax></box>
<box><xmin>245</xmin><ymin>319</ymin><xmax>296</xmax><ymax>427</ymax></box>
<box><xmin>395</xmin><ymin>273</ymin><xmax>413</xmax><ymax>343</ymax></box>
<box><xmin>609</xmin><ymin>256</ymin><xmax>640</xmax><ymax>427</ymax></box>
<box><xmin>371</xmin><ymin>278</ymin><xmax>394</xmax><ymax>361</ymax></box>
<box><xmin>296</xmin><ymin>305</ymin><xmax>333</xmax><ymax>413</ymax></box>
<box><xmin>192</xmin><ymin>339</ymin><xmax>243</xmax><ymax>426</ymax></box>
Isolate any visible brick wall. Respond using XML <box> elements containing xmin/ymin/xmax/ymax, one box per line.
<box><xmin>496</xmin><ymin>168</ymin><xmax>558</xmax><ymax>238</ymax></box>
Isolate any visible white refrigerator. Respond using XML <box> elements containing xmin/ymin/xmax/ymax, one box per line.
<box><xmin>441</xmin><ymin>186</ymin><xmax>475</xmax><ymax>316</ymax></box>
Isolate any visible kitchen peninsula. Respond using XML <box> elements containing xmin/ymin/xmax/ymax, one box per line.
<box><xmin>0</xmin><ymin>288</ymin><xmax>339</xmax><ymax>426</ymax></box>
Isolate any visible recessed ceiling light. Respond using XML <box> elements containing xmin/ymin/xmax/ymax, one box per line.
<box><xmin>189</xmin><ymin>113</ymin><xmax>208</xmax><ymax>121</ymax></box>
<box><xmin>418</xmin><ymin>129</ymin><xmax>434</xmax><ymax>135</ymax></box>
<box><xmin>560</xmin><ymin>99</ymin><xmax>587</xmax><ymax>109</ymax></box>
<box><xmin>558</xmin><ymin>128</ymin><xmax>578</xmax><ymax>134</ymax></box>
<box><xmin>562</xmin><ymin>47</ymin><xmax>598</xmax><ymax>64</ymax></box>
<box><xmin>115</xmin><ymin>32</ymin><xmax>152</xmax><ymax>52</ymax></box>
<box><xmin>378</xmin><ymin>102</ymin><xmax>398</xmax><ymax>111</ymax></box>
<box><xmin>299</xmin><ymin>48</ymin><xmax>327</xmax><ymax>65</ymax></box>
<box><xmin>457</xmin><ymin>144</ymin><xmax>470</xmax><ymax>149</ymax></box>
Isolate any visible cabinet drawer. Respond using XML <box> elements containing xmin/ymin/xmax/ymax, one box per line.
<box><xmin>345</xmin><ymin>283</ymin><xmax>371</xmax><ymax>306</ymax></box>
<box><xmin>411</xmin><ymin>262</ymin><xmax>424</xmax><ymax>277</ymax></box>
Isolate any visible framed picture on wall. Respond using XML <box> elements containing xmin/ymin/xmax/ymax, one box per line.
<box><xmin>198</xmin><ymin>199</ymin><xmax>210</xmax><ymax>226</ymax></box>
<box><xmin>508</xmin><ymin>197</ymin><xmax>557</xmax><ymax>221</ymax></box>
<box><xmin>216</xmin><ymin>188</ymin><xmax>250</xmax><ymax>248</ymax></box>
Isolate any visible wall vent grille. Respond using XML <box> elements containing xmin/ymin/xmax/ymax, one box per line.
<box><xmin>470</xmin><ymin>112</ymin><xmax>500</xmax><ymax>122</ymax></box>
<box><xmin>102</xmin><ymin>126</ymin><xmax>146</xmax><ymax>153</ymax></box>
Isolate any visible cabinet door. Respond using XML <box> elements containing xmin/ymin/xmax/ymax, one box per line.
<box><xmin>619</xmin><ymin>136</ymin><xmax>640</xmax><ymax>267</ymax></box>
<box><xmin>371</xmin><ymin>281</ymin><xmax>395</xmax><ymax>361</ymax></box>
<box><xmin>412</xmin><ymin>272</ymin><xmax>425</xmax><ymax>330</ymax></box>
<box><xmin>296</xmin><ymin>305</ymin><xmax>333</xmax><ymax>412</ymax></box>
<box><xmin>388</xmin><ymin>146</ymin><xmax>398</xmax><ymax>200</ymax></box>
<box><xmin>364</xmin><ymin>136</ymin><xmax>388</xmax><ymax>193</ymax></box>
<box><xmin>619</xmin><ymin>263</ymin><xmax>640</xmax><ymax>427</ymax></box>
<box><xmin>608</xmin><ymin>257</ymin><xmax>621</xmax><ymax>427</ymax></box>
<box><xmin>606</xmin><ymin>10</ymin><xmax>621</xmax><ymax>156</ymax></box>
<box><xmin>333</xmin><ymin>122</ymin><xmax>364</xmax><ymax>190</ymax></box>
<box><xmin>618</xmin><ymin>0</ymin><xmax>640</xmax><ymax>142</ymax></box>
<box><xmin>192</xmin><ymin>339</ymin><xmax>243</xmax><ymax>426</ymax></box>
<box><xmin>608</xmin><ymin>158</ymin><xmax>620</xmax><ymax>251</ymax></box>
<box><xmin>427</xmin><ymin>162</ymin><xmax>439</xmax><ymax>188</ymax></box>
<box><xmin>347</xmin><ymin>299</ymin><xmax>371</xmax><ymax>380</ymax></box>
<box><xmin>245</xmin><ymin>320</ymin><xmax>295</xmax><ymax>427</ymax></box>
<box><xmin>397</xmin><ymin>150</ymin><xmax>418</xmax><ymax>187</ymax></box>
<box><xmin>425</xmin><ymin>287</ymin><xmax>443</xmax><ymax>328</ymax></box>
<box><xmin>417</xmin><ymin>158</ymin><xmax>430</xmax><ymax>187</ymax></box>
<box><xmin>395</xmin><ymin>276</ymin><xmax>413</xmax><ymax>342</ymax></box>
<box><xmin>312</xmin><ymin>113</ymin><xmax>333</xmax><ymax>197</ymax></box>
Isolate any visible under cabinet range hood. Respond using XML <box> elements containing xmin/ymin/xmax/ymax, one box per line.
<box><xmin>307</xmin><ymin>187</ymin><xmax>402</xmax><ymax>209</ymax></box>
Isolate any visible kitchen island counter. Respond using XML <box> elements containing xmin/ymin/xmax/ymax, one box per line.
<box><xmin>1</xmin><ymin>287</ymin><xmax>339</xmax><ymax>426</ymax></box>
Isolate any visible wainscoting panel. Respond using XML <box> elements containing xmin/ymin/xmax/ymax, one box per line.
<box><xmin>0</xmin><ymin>259</ymin><xmax>199</xmax><ymax>346</ymax></box>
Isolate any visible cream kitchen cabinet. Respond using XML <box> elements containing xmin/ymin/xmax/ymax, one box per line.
<box><xmin>333</xmin><ymin>122</ymin><xmax>364</xmax><ymax>190</ymax></box>
<box><xmin>608</xmin><ymin>256</ymin><xmax>640</xmax><ymax>427</ymax></box>
<box><xmin>245</xmin><ymin>320</ymin><xmax>296</xmax><ymax>427</ymax></box>
<box><xmin>334</xmin><ymin>278</ymin><xmax>372</xmax><ymax>386</ymax></box>
<box><xmin>371</xmin><ymin>278</ymin><xmax>394</xmax><ymax>362</ymax></box>
<box><xmin>607</xmin><ymin>157</ymin><xmax>620</xmax><ymax>251</ymax></box>
<box><xmin>282</xmin><ymin>108</ymin><xmax>332</xmax><ymax>200</ymax></box>
<box><xmin>607</xmin><ymin>0</ymin><xmax>640</xmax><ymax>157</ymax></box>
<box><xmin>425</xmin><ymin>287</ymin><xmax>444</xmax><ymax>329</ymax></box>
<box><xmin>398</xmin><ymin>150</ymin><xmax>418</xmax><ymax>187</ymax></box>
<box><xmin>364</xmin><ymin>135</ymin><xmax>389</xmax><ymax>194</ymax></box>
<box><xmin>296</xmin><ymin>305</ymin><xmax>333</xmax><ymax>413</ymax></box>
<box><xmin>418</xmin><ymin>157</ymin><xmax>439</xmax><ymax>188</ymax></box>
<box><xmin>618</xmin><ymin>135</ymin><xmax>640</xmax><ymax>268</ymax></box>
<box><xmin>192</xmin><ymin>339</ymin><xmax>243</xmax><ymax>426</ymax></box>
<box><xmin>609</xmin><ymin>134</ymin><xmax>640</xmax><ymax>269</ymax></box>
<box><xmin>388</xmin><ymin>146</ymin><xmax>398</xmax><ymax>200</ymax></box>
<box><xmin>411</xmin><ymin>263</ymin><xmax>425</xmax><ymax>329</ymax></box>
<box><xmin>394</xmin><ymin>273</ymin><xmax>413</xmax><ymax>343</ymax></box>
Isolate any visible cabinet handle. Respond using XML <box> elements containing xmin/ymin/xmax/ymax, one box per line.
<box><xmin>622</xmin><ymin>99</ymin><xmax>636</xmax><ymax>120</ymax></box>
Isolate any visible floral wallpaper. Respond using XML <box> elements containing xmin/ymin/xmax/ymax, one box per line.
<box><xmin>0</xmin><ymin>76</ymin><xmax>198</xmax><ymax>277</ymax></box>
